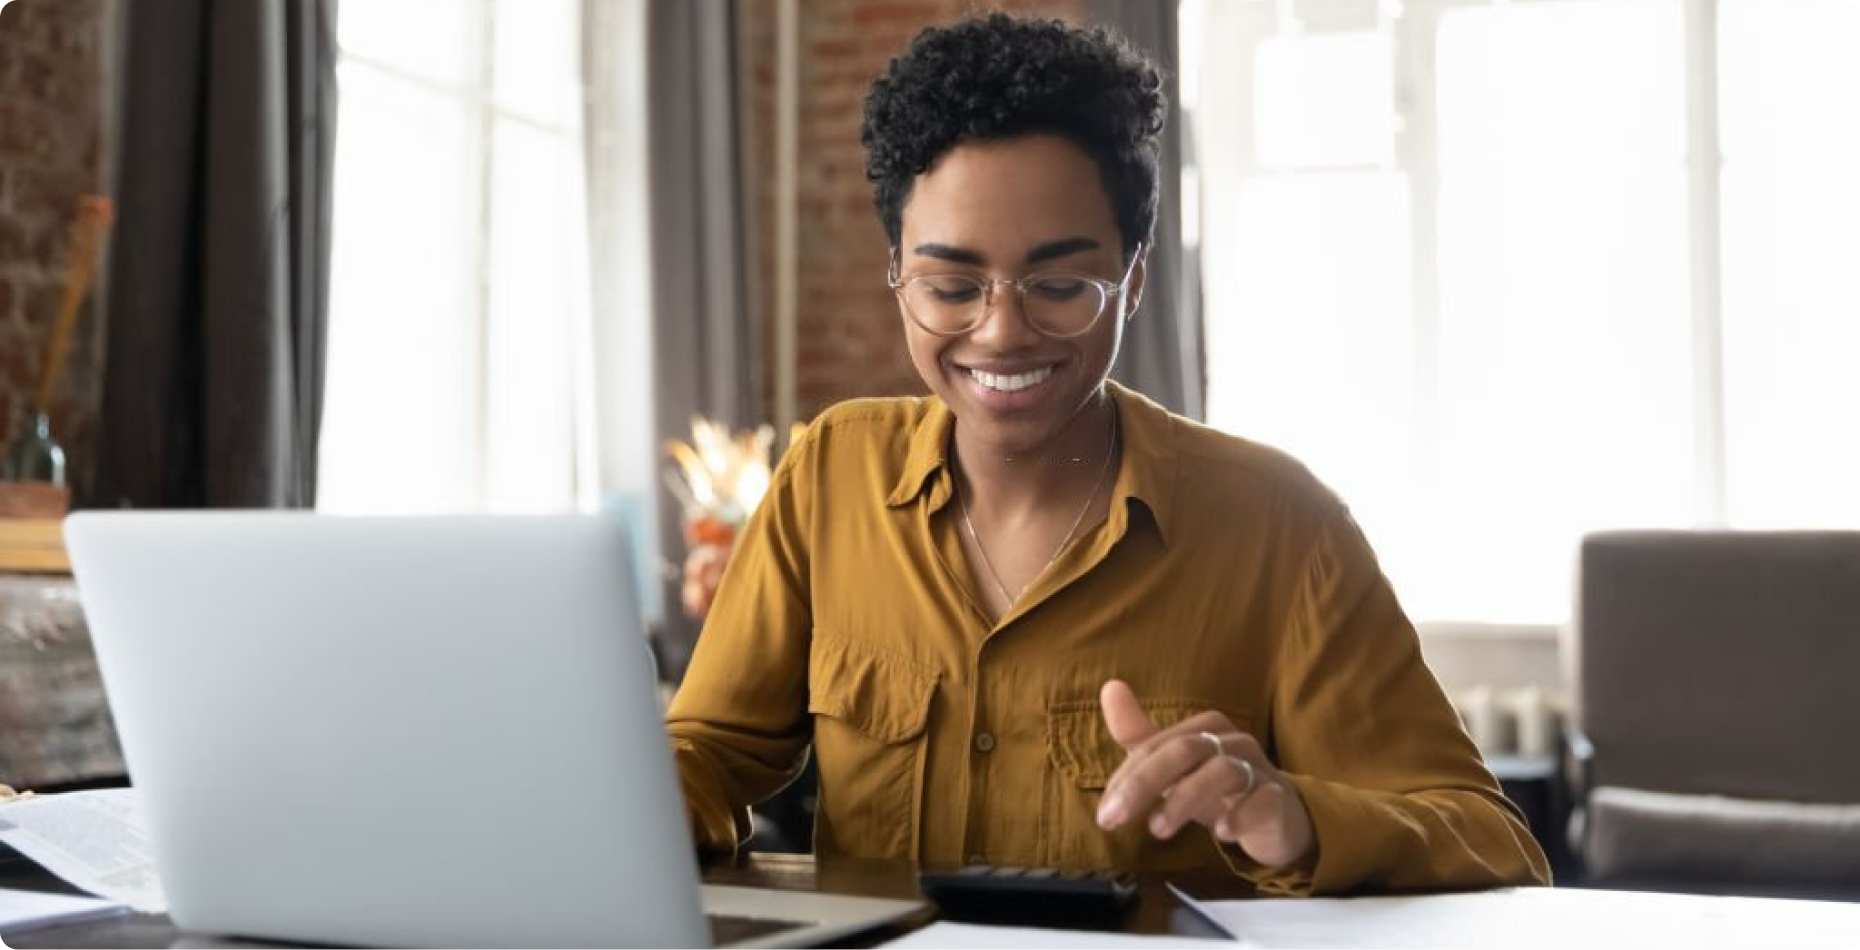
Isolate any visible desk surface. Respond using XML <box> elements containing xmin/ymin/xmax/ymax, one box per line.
<box><xmin>1</xmin><ymin>852</ymin><xmax>1245</xmax><ymax>948</ymax></box>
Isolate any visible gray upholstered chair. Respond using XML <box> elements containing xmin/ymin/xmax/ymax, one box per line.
<box><xmin>1567</xmin><ymin>531</ymin><xmax>1860</xmax><ymax>900</ymax></box>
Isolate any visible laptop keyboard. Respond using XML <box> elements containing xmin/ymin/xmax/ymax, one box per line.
<box><xmin>707</xmin><ymin>912</ymin><xmax>812</xmax><ymax>946</ymax></box>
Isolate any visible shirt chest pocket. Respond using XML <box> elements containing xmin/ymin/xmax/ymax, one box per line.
<box><xmin>1044</xmin><ymin>698</ymin><xmax>1252</xmax><ymax>871</ymax></box>
<box><xmin>807</xmin><ymin>631</ymin><xmax>938</xmax><ymax>860</ymax></box>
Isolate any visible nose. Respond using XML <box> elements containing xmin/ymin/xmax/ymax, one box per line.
<box><xmin>967</xmin><ymin>280</ymin><xmax>1042</xmax><ymax>350</ymax></box>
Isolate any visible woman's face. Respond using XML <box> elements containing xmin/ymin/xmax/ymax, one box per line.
<box><xmin>895</xmin><ymin>134</ymin><xmax>1143</xmax><ymax>457</ymax></box>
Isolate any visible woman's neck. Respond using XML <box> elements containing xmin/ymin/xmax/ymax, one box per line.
<box><xmin>951</xmin><ymin>391</ymin><xmax>1118</xmax><ymax>513</ymax></box>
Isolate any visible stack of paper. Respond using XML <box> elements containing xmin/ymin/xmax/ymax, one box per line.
<box><xmin>1171</xmin><ymin>885</ymin><xmax>1860</xmax><ymax>949</ymax></box>
<box><xmin>0</xmin><ymin>887</ymin><xmax>127</xmax><ymax>939</ymax></box>
<box><xmin>882</xmin><ymin>885</ymin><xmax>1860</xmax><ymax>948</ymax></box>
<box><xmin>0</xmin><ymin>788</ymin><xmax>166</xmax><ymax>912</ymax></box>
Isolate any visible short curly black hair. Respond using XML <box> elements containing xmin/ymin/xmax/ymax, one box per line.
<box><xmin>861</xmin><ymin>13</ymin><xmax>1166</xmax><ymax>257</ymax></box>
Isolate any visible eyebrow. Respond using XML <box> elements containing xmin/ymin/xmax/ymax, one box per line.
<box><xmin>911</xmin><ymin>243</ymin><xmax>986</xmax><ymax>266</ymax></box>
<box><xmin>1026</xmin><ymin>237</ymin><xmax>1102</xmax><ymax>265</ymax></box>
<box><xmin>910</xmin><ymin>236</ymin><xmax>1103</xmax><ymax>268</ymax></box>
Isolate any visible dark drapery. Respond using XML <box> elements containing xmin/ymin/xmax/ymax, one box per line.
<box><xmin>645</xmin><ymin>0</ymin><xmax>761</xmax><ymax>669</ymax></box>
<box><xmin>1090</xmin><ymin>0</ymin><xmax>1206</xmax><ymax>420</ymax></box>
<box><xmin>95</xmin><ymin>0</ymin><xmax>336</xmax><ymax>508</ymax></box>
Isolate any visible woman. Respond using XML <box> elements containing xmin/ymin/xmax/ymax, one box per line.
<box><xmin>667</xmin><ymin>13</ymin><xmax>1549</xmax><ymax>894</ymax></box>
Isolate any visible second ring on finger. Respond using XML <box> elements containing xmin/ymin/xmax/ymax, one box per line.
<box><xmin>1197</xmin><ymin>731</ymin><xmax>1258</xmax><ymax>798</ymax></box>
<box><xmin>1148</xmin><ymin>736</ymin><xmax>1262</xmax><ymax>838</ymax></box>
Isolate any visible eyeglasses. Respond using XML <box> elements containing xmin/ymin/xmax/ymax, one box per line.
<box><xmin>887</xmin><ymin>243</ymin><xmax>1144</xmax><ymax>339</ymax></box>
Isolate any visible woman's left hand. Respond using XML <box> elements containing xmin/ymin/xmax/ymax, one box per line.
<box><xmin>1095</xmin><ymin>679</ymin><xmax>1316</xmax><ymax>870</ymax></box>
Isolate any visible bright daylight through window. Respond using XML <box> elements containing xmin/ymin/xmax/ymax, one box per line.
<box><xmin>1184</xmin><ymin>0</ymin><xmax>1860</xmax><ymax>625</ymax></box>
<box><xmin>319</xmin><ymin>0</ymin><xmax>598</xmax><ymax>515</ymax></box>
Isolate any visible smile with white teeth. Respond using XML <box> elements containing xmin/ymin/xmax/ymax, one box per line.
<box><xmin>969</xmin><ymin>366</ymin><xmax>1055</xmax><ymax>393</ymax></box>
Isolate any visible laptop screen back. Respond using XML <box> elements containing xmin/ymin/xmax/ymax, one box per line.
<box><xmin>66</xmin><ymin>513</ymin><xmax>707</xmax><ymax>948</ymax></box>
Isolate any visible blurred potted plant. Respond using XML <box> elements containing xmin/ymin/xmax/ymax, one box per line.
<box><xmin>663</xmin><ymin>419</ymin><xmax>776</xmax><ymax>619</ymax></box>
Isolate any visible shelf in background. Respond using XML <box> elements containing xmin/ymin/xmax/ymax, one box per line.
<box><xmin>0</xmin><ymin>518</ymin><xmax>70</xmax><ymax>574</ymax></box>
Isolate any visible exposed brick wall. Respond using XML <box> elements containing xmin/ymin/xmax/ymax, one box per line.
<box><xmin>0</xmin><ymin>0</ymin><xmax>109</xmax><ymax>492</ymax></box>
<box><xmin>742</xmin><ymin>0</ymin><xmax>1086</xmax><ymax>421</ymax></box>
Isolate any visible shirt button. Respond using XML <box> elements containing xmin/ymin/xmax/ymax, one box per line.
<box><xmin>973</xmin><ymin>732</ymin><xmax>996</xmax><ymax>753</ymax></box>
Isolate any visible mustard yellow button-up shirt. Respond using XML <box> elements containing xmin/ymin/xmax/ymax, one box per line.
<box><xmin>667</xmin><ymin>383</ymin><xmax>1550</xmax><ymax>894</ymax></box>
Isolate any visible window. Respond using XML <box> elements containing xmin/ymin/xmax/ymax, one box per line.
<box><xmin>320</xmin><ymin>0</ymin><xmax>609</xmax><ymax>515</ymax></box>
<box><xmin>1717</xmin><ymin>0</ymin><xmax>1860</xmax><ymax>528</ymax></box>
<box><xmin>1184</xmin><ymin>0</ymin><xmax>1860</xmax><ymax>625</ymax></box>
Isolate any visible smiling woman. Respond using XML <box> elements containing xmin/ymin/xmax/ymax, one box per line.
<box><xmin>664</xmin><ymin>13</ymin><xmax>1549</xmax><ymax>894</ymax></box>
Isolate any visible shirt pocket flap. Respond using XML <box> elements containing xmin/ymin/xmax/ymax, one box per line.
<box><xmin>1047</xmin><ymin>699</ymin><xmax>1251</xmax><ymax>790</ymax></box>
<box><xmin>807</xmin><ymin>632</ymin><xmax>938</xmax><ymax>745</ymax></box>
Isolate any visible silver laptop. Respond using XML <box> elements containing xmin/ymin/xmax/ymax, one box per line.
<box><xmin>65</xmin><ymin>512</ymin><xmax>923</xmax><ymax>948</ymax></box>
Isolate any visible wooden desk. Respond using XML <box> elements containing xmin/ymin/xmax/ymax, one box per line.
<box><xmin>1</xmin><ymin>852</ymin><xmax>1244</xmax><ymax>948</ymax></box>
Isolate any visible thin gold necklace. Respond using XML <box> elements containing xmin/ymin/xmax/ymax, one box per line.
<box><xmin>956</xmin><ymin>409</ymin><xmax>1119</xmax><ymax>610</ymax></box>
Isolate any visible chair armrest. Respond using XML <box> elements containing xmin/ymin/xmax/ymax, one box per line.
<box><xmin>1562</xmin><ymin>725</ymin><xmax>1595</xmax><ymax>801</ymax></box>
<box><xmin>1560</xmin><ymin>726</ymin><xmax>1596</xmax><ymax>867</ymax></box>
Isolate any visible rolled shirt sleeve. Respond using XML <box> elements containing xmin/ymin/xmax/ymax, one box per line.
<box><xmin>1226</xmin><ymin>506</ymin><xmax>1551</xmax><ymax>893</ymax></box>
<box><xmin>665</xmin><ymin>428</ymin><xmax>819</xmax><ymax>855</ymax></box>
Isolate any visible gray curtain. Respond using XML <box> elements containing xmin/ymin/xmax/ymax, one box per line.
<box><xmin>646</xmin><ymin>0</ymin><xmax>761</xmax><ymax>673</ymax></box>
<box><xmin>95</xmin><ymin>0</ymin><xmax>336</xmax><ymax>509</ymax></box>
<box><xmin>1090</xmin><ymin>0</ymin><xmax>1205</xmax><ymax>420</ymax></box>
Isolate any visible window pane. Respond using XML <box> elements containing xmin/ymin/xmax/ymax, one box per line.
<box><xmin>1437</xmin><ymin>2</ymin><xmax>1686</xmax><ymax>171</ymax></box>
<box><xmin>1719</xmin><ymin>0</ymin><xmax>1860</xmax><ymax>528</ymax></box>
<box><xmin>493</xmin><ymin>0</ymin><xmax>581</xmax><ymax>126</ymax></box>
<box><xmin>320</xmin><ymin>64</ymin><xmax>484</xmax><ymax>513</ymax></box>
<box><xmin>337</xmin><ymin>0</ymin><xmax>476</xmax><ymax>86</ymax></box>
<box><xmin>1428</xmin><ymin>0</ymin><xmax>1692</xmax><ymax>622</ymax></box>
<box><xmin>484</xmin><ymin>117</ymin><xmax>585</xmax><ymax>512</ymax></box>
<box><xmin>1204</xmin><ymin>172</ymin><xmax>1416</xmax><ymax>567</ymax></box>
<box><xmin>1254</xmin><ymin>32</ymin><xmax>1395</xmax><ymax>169</ymax></box>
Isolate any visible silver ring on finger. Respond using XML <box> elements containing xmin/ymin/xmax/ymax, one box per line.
<box><xmin>1197</xmin><ymin>731</ymin><xmax>1225</xmax><ymax>759</ymax></box>
<box><xmin>1223</xmin><ymin>755</ymin><xmax>1258</xmax><ymax>797</ymax></box>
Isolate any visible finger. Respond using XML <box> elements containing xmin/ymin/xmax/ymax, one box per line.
<box><xmin>1147</xmin><ymin>744</ymin><xmax>1260</xmax><ymax>840</ymax></box>
<box><xmin>1216</xmin><ymin>777</ymin><xmax>1280</xmax><ymax>841</ymax></box>
<box><xmin>1099</xmin><ymin>679</ymin><xmax>1159</xmax><ymax>750</ymax></box>
<box><xmin>1214</xmin><ymin>780</ymin><xmax>1307</xmax><ymax>869</ymax></box>
<box><xmin>1122</xmin><ymin>710</ymin><xmax>1238</xmax><ymax>757</ymax></box>
<box><xmin>1101</xmin><ymin>709</ymin><xmax>1236</xmax><ymax>795</ymax></box>
<box><xmin>1097</xmin><ymin>730</ymin><xmax>1218</xmax><ymax>830</ymax></box>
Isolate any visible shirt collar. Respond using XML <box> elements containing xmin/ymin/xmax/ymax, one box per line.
<box><xmin>1105</xmin><ymin>381</ymin><xmax>1178</xmax><ymax>547</ymax></box>
<box><xmin>884</xmin><ymin>381</ymin><xmax>1179</xmax><ymax>547</ymax></box>
<box><xmin>886</xmin><ymin>397</ymin><xmax>955</xmax><ymax>509</ymax></box>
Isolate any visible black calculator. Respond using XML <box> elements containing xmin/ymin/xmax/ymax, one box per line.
<box><xmin>918</xmin><ymin>865</ymin><xmax>1139</xmax><ymax>925</ymax></box>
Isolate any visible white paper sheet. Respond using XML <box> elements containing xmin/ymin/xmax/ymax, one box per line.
<box><xmin>0</xmin><ymin>887</ymin><xmax>129</xmax><ymax>938</ymax></box>
<box><xmin>1169</xmin><ymin>885</ymin><xmax>1860</xmax><ymax>950</ymax></box>
<box><xmin>880</xmin><ymin>921</ymin><xmax>1231</xmax><ymax>949</ymax></box>
<box><xmin>0</xmin><ymin>788</ymin><xmax>166</xmax><ymax>913</ymax></box>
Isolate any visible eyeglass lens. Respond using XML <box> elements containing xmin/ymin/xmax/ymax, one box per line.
<box><xmin>899</xmin><ymin>274</ymin><xmax>1110</xmax><ymax>337</ymax></box>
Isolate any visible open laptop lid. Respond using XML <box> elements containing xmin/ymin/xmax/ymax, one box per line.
<box><xmin>66</xmin><ymin>513</ymin><xmax>708</xmax><ymax>948</ymax></box>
